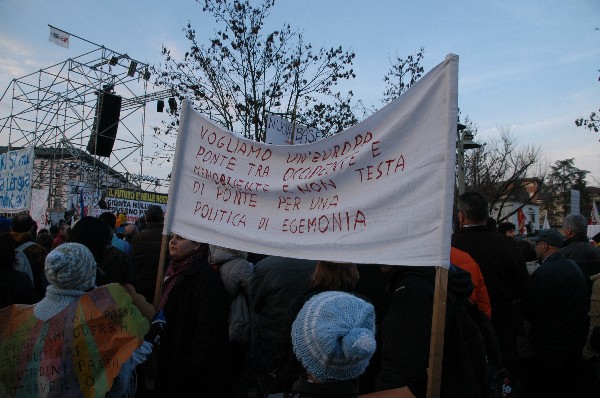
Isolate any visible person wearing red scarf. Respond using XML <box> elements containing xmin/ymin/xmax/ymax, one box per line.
<box><xmin>150</xmin><ymin>234</ymin><xmax>233</xmax><ymax>397</ymax></box>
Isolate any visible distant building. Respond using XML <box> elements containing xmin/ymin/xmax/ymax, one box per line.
<box><xmin>490</xmin><ymin>178</ymin><xmax>543</xmax><ymax>233</ymax></box>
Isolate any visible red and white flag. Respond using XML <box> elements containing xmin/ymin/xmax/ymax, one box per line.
<box><xmin>517</xmin><ymin>208</ymin><xmax>528</xmax><ymax>235</ymax></box>
<box><xmin>591</xmin><ymin>201</ymin><xmax>600</xmax><ymax>225</ymax></box>
<box><xmin>49</xmin><ymin>26</ymin><xmax>69</xmax><ymax>48</ymax></box>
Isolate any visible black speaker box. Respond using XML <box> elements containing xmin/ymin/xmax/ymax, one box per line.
<box><xmin>87</xmin><ymin>92</ymin><xmax>122</xmax><ymax>157</ymax></box>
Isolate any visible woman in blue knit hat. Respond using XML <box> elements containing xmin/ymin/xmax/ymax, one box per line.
<box><xmin>290</xmin><ymin>291</ymin><xmax>377</xmax><ymax>397</ymax></box>
<box><xmin>265</xmin><ymin>261</ymin><xmax>362</xmax><ymax>394</ymax></box>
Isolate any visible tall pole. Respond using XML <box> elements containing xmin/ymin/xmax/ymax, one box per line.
<box><xmin>457</xmin><ymin>124</ymin><xmax>466</xmax><ymax>194</ymax></box>
<box><xmin>457</xmin><ymin>139</ymin><xmax>465</xmax><ymax>194</ymax></box>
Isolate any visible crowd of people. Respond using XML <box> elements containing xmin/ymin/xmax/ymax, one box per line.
<box><xmin>1</xmin><ymin>192</ymin><xmax>600</xmax><ymax>398</ymax></box>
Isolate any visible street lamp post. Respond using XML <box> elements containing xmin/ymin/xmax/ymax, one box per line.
<box><xmin>457</xmin><ymin>122</ymin><xmax>482</xmax><ymax>194</ymax></box>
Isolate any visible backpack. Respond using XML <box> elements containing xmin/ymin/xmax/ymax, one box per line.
<box><xmin>214</xmin><ymin>256</ymin><xmax>252</xmax><ymax>344</ymax></box>
<box><xmin>15</xmin><ymin>241</ymin><xmax>35</xmax><ymax>283</ymax></box>
<box><xmin>229</xmin><ymin>290</ymin><xmax>251</xmax><ymax>343</ymax></box>
<box><xmin>445</xmin><ymin>287</ymin><xmax>510</xmax><ymax>398</ymax></box>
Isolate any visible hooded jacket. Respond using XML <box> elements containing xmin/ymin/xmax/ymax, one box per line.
<box><xmin>10</xmin><ymin>231</ymin><xmax>48</xmax><ymax>301</ymax></box>
<box><xmin>210</xmin><ymin>245</ymin><xmax>253</xmax><ymax>298</ymax></box>
<box><xmin>210</xmin><ymin>245</ymin><xmax>254</xmax><ymax>343</ymax></box>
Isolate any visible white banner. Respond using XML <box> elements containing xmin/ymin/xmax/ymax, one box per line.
<box><xmin>49</xmin><ymin>26</ymin><xmax>69</xmax><ymax>48</ymax></box>
<box><xmin>105</xmin><ymin>188</ymin><xmax>168</xmax><ymax>223</ymax></box>
<box><xmin>31</xmin><ymin>187</ymin><xmax>50</xmax><ymax>230</ymax></box>
<box><xmin>265</xmin><ymin>113</ymin><xmax>323</xmax><ymax>145</ymax></box>
<box><xmin>165</xmin><ymin>55</ymin><xmax>458</xmax><ymax>266</ymax></box>
<box><xmin>0</xmin><ymin>146</ymin><xmax>34</xmax><ymax>213</ymax></box>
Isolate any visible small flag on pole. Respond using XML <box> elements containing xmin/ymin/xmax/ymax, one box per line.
<box><xmin>542</xmin><ymin>211</ymin><xmax>550</xmax><ymax>230</ymax></box>
<box><xmin>49</xmin><ymin>26</ymin><xmax>69</xmax><ymax>48</ymax></box>
<box><xmin>517</xmin><ymin>208</ymin><xmax>528</xmax><ymax>235</ymax></box>
<box><xmin>591</xmin><ymin>201</ymin><xmax>600</xmax><ymax>225</ymax></box>
<box><xmin>79</xmin><ymin>190</ymin><xmax>87</xmax><ymax>217</ymax></box>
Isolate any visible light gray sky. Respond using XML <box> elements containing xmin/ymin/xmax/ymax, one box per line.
<box><xmin>1</xmin><ymin>0</ymin><xmax>598</xmax><ymax>182</ymax></box>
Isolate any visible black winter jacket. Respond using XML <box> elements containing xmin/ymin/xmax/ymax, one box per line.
<box><xmin>131</xmin><ymin>222</ymin><xmax>168</xmax><ymax>303</ymax></box>
<box><xmin>250</xmin><ymin>256</ymin><xmax>316</xmax><ymax>375</ymax></box>
<box><xmin>289</xmin><ymin>377</ymin><xmax>359</xmax><ymax>398</ymax></box>
<box><xmin>561</xmin><ymin>235</ymin><xmax>600</xmax><ymax>290</ymax></box>
<box><xmin>523</xmin><ymin>252</ymin><xmax>589</xmax><ymax>355</ymax></box>
<box><xmin>376</xmin><ymin>266</ymin><xmax>494</xmax><ymax>398</ymax></box>
<box><xmin>451</xmin><ymin>225</ymin><xmax>529</xmax><ymax>367</ymax></box>
<box><xmin>154</xmin><ymin>256</ymin><xmax>232</xmax><ymax>397</ymax></box>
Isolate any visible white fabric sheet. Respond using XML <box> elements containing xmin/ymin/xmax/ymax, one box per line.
<box><xmin>164</xmin><ymin>55</ymin><xmax>458</xmax><ymax>267</ymax></box>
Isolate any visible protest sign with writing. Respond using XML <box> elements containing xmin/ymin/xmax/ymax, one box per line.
<box><xmin>106</xmin><ymin>188</ymin><xmax>168</xmax><ymax>223</ymax></box>
<box><xmin>265</xmin><ymin>113</ymin><xmax>323</xmax><ymax>145</ymax></box>
<box><xmin>0</xmin><ymin>146</ymin><xmax>34</xmax><ymax>213</ymax></box>
<box><xmin>165</xmin><ymin>55</ymin><xmax>458</xmax><ymax>266</ymax></box>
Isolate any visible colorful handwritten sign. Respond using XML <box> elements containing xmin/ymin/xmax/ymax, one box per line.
<box><xmin>0</xmin><ymin>284</ymin><xmax>149</xmax><ymax>398</ymax></box>
<box><xmin>165</xmin><ymin>55</ymin><xmax>458</xmax><ymax>267</ymax></box>
<box><xmin>0</xmin><ymin>146</ymin><xmax>34</xmax><ymax>213</ymax></box>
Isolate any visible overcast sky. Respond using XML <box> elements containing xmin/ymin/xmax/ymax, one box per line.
<box><xmin>0</xmin><ymin>0</ymin><xmax>598</xmax><ymax>182</ymax></box>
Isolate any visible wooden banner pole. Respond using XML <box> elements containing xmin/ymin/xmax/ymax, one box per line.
<box><xmin>152</xmin><ymin>234</ymin><xmax>170</xmax><ymax>311</ymax></box>
<box><xmin>426</xmin><ymin>266</ymin><xmax>448</xmax><ymax>398</ymax></box>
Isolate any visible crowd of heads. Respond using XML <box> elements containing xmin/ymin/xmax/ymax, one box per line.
<box><xmin>2</xmin><ymin>190</ymin><xmax>600</xmax><ymax>397</ymax></box>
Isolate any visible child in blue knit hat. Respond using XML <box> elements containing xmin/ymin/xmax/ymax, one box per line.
<box><xmin>290</xmin><ymin>291</ymin><xmax>377</xmax><ymax>397</ymax></box>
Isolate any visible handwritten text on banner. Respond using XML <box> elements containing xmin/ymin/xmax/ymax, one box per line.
<box><xmin>165</xmin><ymin>55</ymin><xmax>458</xmax><ymax>266</ymax></box>
<box><xmin>106</xmin><ymin>188</ymin><xmax>168</xmax><ymax>222</ymax></box>
<box><xmin>0</xmin><ymin>146</ymin><xmax>34</xmax><ymax>213</ymax></box>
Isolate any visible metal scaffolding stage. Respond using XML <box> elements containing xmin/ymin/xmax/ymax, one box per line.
<box><xmin>0</xmin><ymin>45</ymin><xmax>172</xmax><ymax>220</ymax></box>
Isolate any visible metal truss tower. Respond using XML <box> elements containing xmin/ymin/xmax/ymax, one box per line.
<box><xmin>0</xmin><ymin>45</ymin><xmax>171</xmax><ymax>217</ymax></box>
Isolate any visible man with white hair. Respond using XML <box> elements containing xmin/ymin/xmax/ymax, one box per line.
<box><xmin>561</xmin><ymin>214</ymin><xmax>600</xmax><ymax>289</ymax></box>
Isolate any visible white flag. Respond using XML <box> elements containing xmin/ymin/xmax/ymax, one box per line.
<box><xmin>543</xmin><ymin>214</ymin><xmax>550</xmax><ymax>230</ymax></box>
<box><xmin>592</xmin><ymin>201</ymin><xmax>600</xmax><ymax>225</ymax></box>
<box><xmin>49</xmin><ymin>26</ymin><xmax>69</xmax><ymax>48</ymax></box>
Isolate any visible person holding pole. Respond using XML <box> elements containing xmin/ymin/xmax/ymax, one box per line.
<box><xmin>147</xmin><ymin>233</ymin><xmax>232</xmax><ymax>397</ymax></box>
